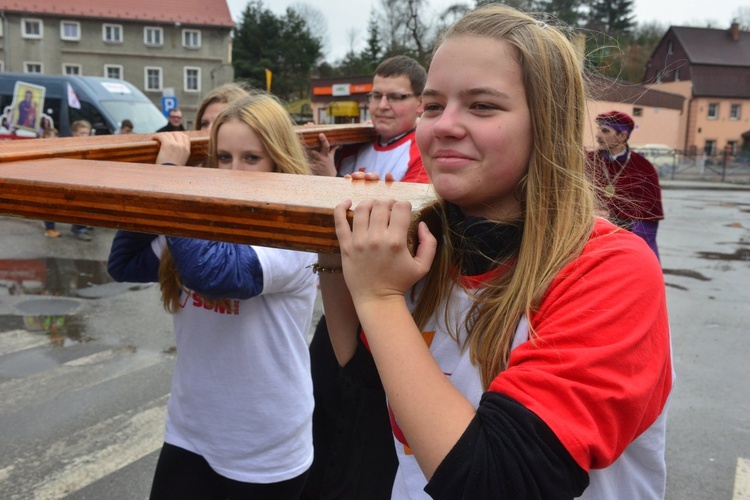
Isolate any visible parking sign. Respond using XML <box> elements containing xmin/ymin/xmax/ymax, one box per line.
<box><xmin>161</xmin><ymin>97</ymin><xmax>177</xmax><ymax>117</ymax></box>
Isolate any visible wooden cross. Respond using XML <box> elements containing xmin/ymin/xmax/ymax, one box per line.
<box><xmin>0</xmin><ymin>124</ymin><xmax>436</xmax><ymax>253</ymax></box>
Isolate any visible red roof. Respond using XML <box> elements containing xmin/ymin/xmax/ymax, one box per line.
<box><xmin>0</xmin><ymin>0</ymin><xmax>234</xmax><ymax>27</ymax></box>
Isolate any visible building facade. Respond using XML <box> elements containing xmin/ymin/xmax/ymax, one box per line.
<box><xmin>310</xmin><ymin>72</ymin><xmax>685</xmax><ymax>153</ymax></box>
<box><xmin>585</xmin><ymin>74</ymin><xmax>685</xmax><ymax>150</ymax></box>
<box><xmin>310</xmin><ymin>75</ymin><xmax>372</xmax><ymax>125</ymax></box>
<box><xmin>0</xmin><ymin>0</ymin><xmax>234</xmax><ymax>128</ymax></box>
<box><xmin>643</xmin><ymin>22</ymin><xmax>750</xmax><ymax>156</ymax></box>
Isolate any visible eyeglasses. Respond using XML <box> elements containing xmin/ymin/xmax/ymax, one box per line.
<box><xmin>169</xmin><ymin>115</ymin><xmax>182</xmax><ymax>120</ymax></box>
<box><xmin>366</xmin><ymin>92</ymin><xmax>417</xmax><ymax>104</ymax></box>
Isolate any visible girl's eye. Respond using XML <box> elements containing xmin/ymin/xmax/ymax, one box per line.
<box><xmin>471</xmin><ymin>102</ymin><xmax>498</xmax><ymax>111</ymax></box>
<box><xmin>422</xmin><ymin>103</ymin><xmax>443</xmax><ymax>113</ymax></box>
<box><xmin>217</xmin><ymin>154</ymin><xmax>231</xmax><ymax>162</ymax></box>
<box><xmin>244</xmin><ymin>154</ymin><xmax>259</xmax><ymax>162</ymax></box>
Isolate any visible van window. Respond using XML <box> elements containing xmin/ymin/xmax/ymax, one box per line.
<box><xmin>70</xmin><ymin>101</ymin><xmax>111</xmax><ymax>135</ymax></box>
<box><xmin>99</xmin><ymin>99</ymin><xmax>167</xmax><ymax>133</ymax></box>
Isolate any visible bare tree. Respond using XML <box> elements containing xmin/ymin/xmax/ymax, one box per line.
<box><xmin>291</xmin><ymin>3</ymin><xmax>330</xmax><ymax>53</ymax></box>
<box><xmin>379</xmin><ymin>0</ymin><xmax>406</xmax><ymax>55</ymax></box>
<box><xmin>346</xmin><ymin>27</ymin><xmax>360</xmax><ymax>56</ymax></box>
<box><xmin>403</xmin><ymin>0</ymin><xmax>430</xmax><ymax>61</ymax></box>
<box><xmin>734</xmin><ymin>7</ymin><xmax>750</xmax><ymax>30</ymax></box>
<box><xmin>376</xmin><ymin>0</ymin><xmax>434</xmax><ymax>62</ymax></box>
<box><xmin>432</xmin><ymin>3</ymin><xmax>472</xmax><ymax>53</ymax></box>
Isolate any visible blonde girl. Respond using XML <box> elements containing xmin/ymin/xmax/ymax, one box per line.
<box><xmin>109</xmin><ymin>91</ymin><xmax>318</xmax><ymax>499</ymax></box>
<box><xmin>194</xmin><ymin>82</ymin><xmax>253</xmax><ymax>132</ymax></box>
<box><xmin>319</xmin><ymin>5</ymin><xmax>672</xmax><ymax>499</ymax></box>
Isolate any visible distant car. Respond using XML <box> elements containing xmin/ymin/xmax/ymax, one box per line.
<box><xmin>631</xmin><ymin>144</ymin><xmax>677</xmax><ymax>169</ymax></box>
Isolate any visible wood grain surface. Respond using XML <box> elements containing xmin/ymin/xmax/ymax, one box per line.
<box><xmin>0</xmin><ymin>158</ymin><xmax>436</xmax><ymax>253</ymax></box>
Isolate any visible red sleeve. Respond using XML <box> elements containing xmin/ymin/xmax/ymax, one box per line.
<box><xmin>488</xmin><ymin>220</ymin><xmax>672</xmax><ymax>472</ymax></box>
<box><xmin>399</xmin><ymin>139</ymin><xmax>429</xmax><ymax>184</ymax></box>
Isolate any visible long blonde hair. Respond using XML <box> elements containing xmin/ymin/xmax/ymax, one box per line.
<box><xmin>160</xmin><ymin>91</ymin><xmax>311</xmax><ymax>312</ymax></box>
<box><xmin>193</xmin><ymin>82</ymin><xmax>253</xmax><ymax>131</ymax></box>
<box><xmin>412</xmin><ymin>4</ymin><xmax>596</xmax><ymax>388</ymax></box>
<box><xmin>205</xmin><ymin>93</ymin><xmax>311</xmax><ymax>175</ymax></box>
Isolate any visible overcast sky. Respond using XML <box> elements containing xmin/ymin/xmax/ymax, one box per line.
<box><xmin>225</xmin><ymin>0</ymin><xmax>744</xmax><ymax>62</ymax></box>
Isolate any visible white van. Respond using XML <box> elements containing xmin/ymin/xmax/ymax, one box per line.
<box><xmin>0</xmin><ymin>72</ymin><xmax>167</xmax><ymax>137</ymax></box>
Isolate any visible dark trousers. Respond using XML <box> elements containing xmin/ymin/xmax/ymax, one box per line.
<box><xmin>150</xmin><ymin>442</ymin><xmax>309</xmax><ymax>500</ymax></box>
<box><xmin>300</xmin><ymin>316</ymin><xmax>398</xmax><ymax>499</ymax></box>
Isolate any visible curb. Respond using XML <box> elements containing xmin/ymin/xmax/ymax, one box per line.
<box><xmin>660</xmin><ymin>181</ymin><xmax>750</xmax><ymax>191</ymax></box>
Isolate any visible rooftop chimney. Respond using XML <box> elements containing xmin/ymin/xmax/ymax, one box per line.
<box><xmin>729</xmin><ymin>21</ymin><xmax>740</xmax><ymax>42</ymax></box>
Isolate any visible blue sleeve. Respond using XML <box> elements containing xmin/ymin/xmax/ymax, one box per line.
<box><xmin>166</xmin><ymin>236</ymin><xmax>263</xmax><ymax>300</ymax></box>
<box><xmin>107</xmin><ymin>231</ymin><xmax>161</xmax><ymax>283</ymax></box>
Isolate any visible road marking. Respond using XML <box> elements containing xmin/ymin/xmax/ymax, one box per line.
<box><xmin>63</xmin><ymin>348</ymin><xmax>117</xmax><ymax>366</ymax></box>
<box><xmin>734</xmin><ymin>457</ymin><xmax>750</xmax><ymax>500</ymax></box>
<box><xmin>0</xmin><ymin>348</ymin><xmax>166</xmax><ymax>417</ymax></box>
<box><xmin>0</xmin><ymin>395</ymin><xmax>168</xmax><ymax>499</ymax></box>
<box><xmin>0</xmin><ymin>329</ymin><xmax>49</xmax><ymax>355</ymax></box>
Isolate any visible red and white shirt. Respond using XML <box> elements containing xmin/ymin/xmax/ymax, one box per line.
<box><xmin>391</xmin><ymin>218</ymin><xmax>673</xmax><ymax>499</ymax></box>
<box><xmin>337</xmin><ymin>130</ymin><xmax>428</xmax><ymax>183</ymax></box>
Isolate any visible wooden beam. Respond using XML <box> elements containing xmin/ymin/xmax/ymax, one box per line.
<box><xmin>0</xmin><ymin>123</ymin><xmax>377</xmax><ymax>165</ymax></box>
<box><xmin>0</xmin><ymin>158</ymin><xmax>436</xmax><ymax>254</ymax></box>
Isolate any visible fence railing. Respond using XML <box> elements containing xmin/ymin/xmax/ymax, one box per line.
<box><xmin>635</xmin><ymin>148</ymin><xmax>750</xmax><ymax>184</ymax></box>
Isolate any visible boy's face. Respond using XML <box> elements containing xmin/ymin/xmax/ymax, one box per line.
<box><xmin>368</xmin><ymin>74</ymin><xmax>421</xmax><ymax>143</ymax></box>
<box><xmin>595</xmin><ymin>124</ymin><xmax>628</xmax><ymax>152</ymax></box>
<box><xmin>72</xmin><ymin>126</ymin><xmax>91</xmax><ymax>137</ymax></box>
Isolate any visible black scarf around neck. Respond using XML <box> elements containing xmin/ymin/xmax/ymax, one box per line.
<box><xmin>445</xmin><ymin>203</ymin><xmax>523</xmax><ymax>276</ymax></box>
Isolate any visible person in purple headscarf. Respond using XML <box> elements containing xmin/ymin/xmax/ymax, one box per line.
<box><xmin>587</xmin><ymin>110</ymin><xmax>664</xmax><ymax>261</ymax></box>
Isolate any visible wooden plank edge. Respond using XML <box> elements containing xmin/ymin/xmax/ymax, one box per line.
<box><xmin>0</xmin><ymin>124</ymin><xmax>377</xmax><ymax>165</ymax></box>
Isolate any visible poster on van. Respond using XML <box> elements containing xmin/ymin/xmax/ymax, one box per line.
<box><xmin>0</xmin><ymin>81</ymin><xmax>56</xmax><ymax>139</ymax></box>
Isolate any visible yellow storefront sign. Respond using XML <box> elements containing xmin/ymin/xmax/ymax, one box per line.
<box><xmin>327</xmin><ymin>101</ymin><xmax>360</xmax><ymax>118</ymax></box>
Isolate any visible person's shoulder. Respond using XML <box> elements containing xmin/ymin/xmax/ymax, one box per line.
<box><xmin>628</xmin><ymin>150</ymin><xmax>659</xmax><ymax>173</ymax></box>
<box><xmin>395</xmin><ymin>129</ymin><xmax>417</xmax><ymax>145</ymax></box>
<box><xmin>585</xmin><ymin>218</ymin><xmax>661</xmax><ymax>270</ymax></box>
<box><xmin>254</xmin><ymin>246</ymin><xmax>316</xmax><ymax>267</ymax></box>
<box><xmin>547</xmin><ymin>219</ymin><xmax>663</xmax><ymax>299</ymax></box>
<box><xmin>588</xmin><ymin>218</ymin><xmax>645</xmax><ymax>249</ymax></box>
<box><xmin>373</xmin><ymin>132</ymin><xmax>416</xmax><ymax>152</ymax></box>
<box><xmin>629</xmin><ymin>149</ymin><xmax>654</xmax><ymax>165</ymax></box>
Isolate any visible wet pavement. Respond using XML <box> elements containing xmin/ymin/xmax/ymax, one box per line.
<box><xmin>0</xmin><ymin>184</ymin><xmax>748</xmax><ymax>499</ymax></box>
<box><xmin>656</xmin><ymin>188</ymin><xmax>750</xmax><ymax>500</ymax></box>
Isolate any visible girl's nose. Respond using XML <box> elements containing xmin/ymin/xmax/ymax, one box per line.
<box><xmin>432</xmin><ymin>106</ymin><xmax>464</xmax><ymax>139</ymax></box>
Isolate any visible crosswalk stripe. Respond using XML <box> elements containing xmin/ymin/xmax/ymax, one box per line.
<box><xmin>734</xmin><ymin>457</ymin><xmax>750</xmax><ymax>500</ymax></box>
<box><xmin>63</xmin><ymin>348</ymin><xmax>117</xmax><ymax>366</ymax></box>
<box><xmin>0</xmin><ymin>347</ymin><xmax>166</xmax><ymax>417</ymax></box>
<box><xmin>0</xmin><ymin>329</ymin><xmax>49</xmax><ymax>355</ymax></box>
<box><xmin>1</xmin><ymin>396</ymin><xmax>168</xmax><ymax>499</ymax></box>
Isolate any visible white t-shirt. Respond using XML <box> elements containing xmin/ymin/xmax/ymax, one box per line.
<box><xmin>161</xmin><ymin>241</ymin><xmax>318</xmax><ymax>483</ymax></box>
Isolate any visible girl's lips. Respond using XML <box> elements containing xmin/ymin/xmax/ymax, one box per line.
<box><xmin>432</xmin><ymin>150</ymin><xmax>474</xmax><ymax>162</ymax></box>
